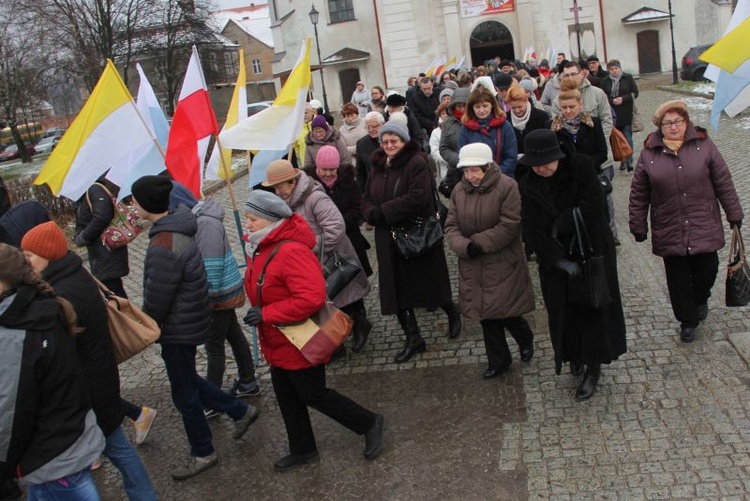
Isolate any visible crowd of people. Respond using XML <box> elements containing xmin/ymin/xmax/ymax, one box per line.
<box><xmin>0</xmin><ymin>53</ymin><xmax>744</xmax><ymax>499</ymax></box>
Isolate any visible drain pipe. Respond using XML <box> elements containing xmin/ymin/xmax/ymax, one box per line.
<box><xmin>598</xmin><ymin>0</ymin><xmax>609</xmax><ymax>62</ymax></box>
<box><xmin>372</xmin><ymin>0</ymin><xmax>389</xmax><ymax>88</ymax></box>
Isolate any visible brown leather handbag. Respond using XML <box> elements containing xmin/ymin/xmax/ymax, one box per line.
<box><xmin>609</xmin><ymin>128</ymin><xmax>633</xmax><ymax>161</ymax></box>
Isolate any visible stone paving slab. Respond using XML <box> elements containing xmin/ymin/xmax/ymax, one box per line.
<box><xmin>95</xmin><ymin>84</ymin><xmax>750</xmax><ymax>500</ymax></box>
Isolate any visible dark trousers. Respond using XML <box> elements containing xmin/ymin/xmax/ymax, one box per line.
<box><xmin>664</xmin><ymin>252</ymin><xmax>719</xmax><ymax>328</ymax></box>
<box><xmin>121</xmin><ymin>399</ymin><xmax>141</xmax><ymax>421</ymax></box>
<box><xmin>205</xmin><ymin>309</ymin><xmax>256</xmax><ymax>387</ymax></box>
<box><xmin>480</xmin><ymin>317</ymin><xmax>533</xmax><ymax>370</ymax></box>
<box><xmin>161</xmin><ymin>344</ymin><xmax>248</xmax><ymax>457</ymax></box>
<box><xmin>270</xmin><ymin>365</ymin><xmax>376</xmax><ymax>455</ymax></box>
<box><xmin>101</xmin><ymin>278</ymin><xmax>127</xmax><ymax>298</ymax></box>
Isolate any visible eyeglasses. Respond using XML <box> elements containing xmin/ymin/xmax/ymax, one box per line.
<box><xmin>661</xmin><ymin>118</ymin><xmax>685</xmax><ymax>128</ymax></box>
<box><xmin>381</xmin><ymin>139</ymin><xmax>402</xmax><ymax>146</ymax></box>
<box><xmin>561</xmin><ymin>72</ymin><xmax>580</xmax><ymax>78</ymax></box>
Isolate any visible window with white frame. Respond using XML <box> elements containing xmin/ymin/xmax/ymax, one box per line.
<box><xmin>252</xmin><ymin>58</ymin><xmax>262</xmax><ymax>74</ymax></box>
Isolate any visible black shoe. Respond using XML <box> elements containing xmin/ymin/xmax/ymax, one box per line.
<box><xmin>570</xmin><ymin>361</ymin><xmax>583</xmax><ymax>376</ymax></box>
<box><xmin>274</xmin><ymin>451</ymin><xmax>320</xmax><ymax>473</ymax></box>
<box><xmin>697</xmin><ymin>304</ymin><xmax>709</xmax><ymax>322</ymax></box>
<box><xmin>351</xmin><ymin>317</ymin><xmax>372</xmax><ymax>353</ymax></box>
<box><xmin>680</xmin><ymin>326</ymin><xmax>696</xmax><ymax>343</ymax></box>
<box><xmin>482</xmin><ymin>364</ymin><xmax>509</xmax><ymax>380</ymax></box>
<box><xmin>394</xmin><ymin>338</ymin><xmax>426</xmax><ymax>363</ymax></box>
<box><xmin>329</xmin><ymin>344</ymin><xmax>347</xmax><ymax>362</ymax></box>
<box><xmin>520</xmin><ymin>342</ymin><xmax>534</xmax><ymax>362</ymax></box>
<box><xmin>613</xmin><ymin>238</ymin><xmax>621</xmax><ymax>247</ymax></box>
<box><xmin>364</xmin><ymin>414</ymin><xmax>384</xmax><ymax>460</ymax></box>
<box><xmin>576</xmin><ymin>366</ymin><xmax>600</xmax><ymax>400</ymax></box>
<box><xmin>444</xmin><ymin>304</ymin><xmax>462</xmax><ymax>339</ymax></box>
<box><xmin>627</xmin><ymin>166</ymin><xmax>634</xmax><ymax>173</ymax></box>
<box><xmin>619</xmin><ymin>164</ymin><xmax>626</xmax><ymax>171</ymax></box>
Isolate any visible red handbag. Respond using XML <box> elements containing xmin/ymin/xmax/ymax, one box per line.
<box><xmin>86</xmin><ymin>183</ymin><xmax>145</xmax><ymax>250</ymax></box>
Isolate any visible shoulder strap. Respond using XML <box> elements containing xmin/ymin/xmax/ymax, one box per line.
<box><xmin>571</xmin><ymin>206</ymin><xmax>594</xmax><ymax>257</ymax></box>
<box><xmin>495</xmin><ymin>126</ymin><xmax>503</xmax><ymax>165</ymax></box>
<box><xmin>256</xmin><ymin>239</ymin><xmax>294</xmax><ymax>305</ymax></box>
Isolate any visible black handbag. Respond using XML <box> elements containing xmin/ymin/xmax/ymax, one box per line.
<box><xmin>726</xmin><ymin>226</ymin><xmax>750</xmax><ymax>307</ymax></box>
<box><xmin>391</xmin><ymin>215</ymin><xmax>443</xmax><ymax>260</ymax></box>
<box><xmin>567</xmin><ymin>207</ymin><xmax>612</xmax><ymax>309</ymax></box>
<box><xmin>322</xmin><ymin>251</ymin><xmax>361</xmax><ymax>299</ymax></box>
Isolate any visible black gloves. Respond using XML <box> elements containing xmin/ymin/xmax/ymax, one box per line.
<box><xmin>555</xmin><ymin>259</ymin><xmax>582</xmax><ymax>280</ymax></box>
<box><xmin>243</xmin><ymin>307</ymin><xmax>263</xmax><ymax>326</ymax></box>
<box><xmin>632</xmin><ymin>233</ymin><xmax>647</xmax><ymax>243</ymax></box>
<box><xmin>466</xmin><ymin>242</ymin><xmax>484</xmax><ymax>259</ymax></box>
<box><xmin>730</xmin><ymin>220</ymin><xmax>742</xmax><ymax>229</ymax></box>
<box><xmin>368</xmin><ymin>208</ymin><xmax>385</xmax><ymax>226</ymax></box>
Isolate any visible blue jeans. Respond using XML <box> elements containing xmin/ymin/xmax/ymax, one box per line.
<box><xmin>161</xmin><ymin>344</ymin><xmax>248</xmax><ymax>457</ymax></box>
<box><xmin>103</xmin><ymin>427</ymin><xmax>156</xmax><ymax>501</ymax></box>
<box><xmin>26</xmin><ymin>468</ymin><xmax>100</xmax><ymax>501</ymax></box>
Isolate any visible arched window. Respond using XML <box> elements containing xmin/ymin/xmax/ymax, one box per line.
<box><xmin>469</xmin><ymin>21</ymin><xmax>515</xmax><ymax>66</ymax></box>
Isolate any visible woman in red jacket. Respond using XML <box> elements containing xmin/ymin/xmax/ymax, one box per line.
<box><xmin>241</xmin><ymin>190</ymin><xmax>383</xmax><ymax>472</ymax></box>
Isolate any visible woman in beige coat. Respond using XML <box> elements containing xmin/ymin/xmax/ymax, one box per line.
<box><xmin>445</xmin><ymin>143</ymin><xmax>535</xmax><ymax>379</ymax></box>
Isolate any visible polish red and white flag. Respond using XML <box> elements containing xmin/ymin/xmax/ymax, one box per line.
<box><xmin>165</xmin><ymin>46</ymin><xmax>218</xmax><ymax>197</ymax></box>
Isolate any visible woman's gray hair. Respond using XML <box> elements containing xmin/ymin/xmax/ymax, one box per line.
<box><xmin>365</xmin><ymin>111</ymin><xmax>385</xmax><ymax>124</ymax></box>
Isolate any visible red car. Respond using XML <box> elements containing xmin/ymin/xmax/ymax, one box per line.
<box><xmin>0</xmin><ymin>142</ymin><xmax>37</xmax><ymax>162</ymax></box>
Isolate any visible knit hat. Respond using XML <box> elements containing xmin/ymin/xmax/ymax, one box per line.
<box><xmin>385</xmin><ymin>93</ymin><xmax>407</xmax><ymax>107</ymax></box>
<box><xmin>518</xmin><ymin>129</ymin><xmax>567</xmax><ymax>166</ymax></box>
<box><xmin>472</xmin><ymin>76</ymin><xmax>497</xmax><ymax>96</ymax></box>
<box><xmin>262</xmin><ymin>159</ymin><xmax>301</xmax><ymax>187</ymax></box>
<box><xmin>439</xmin><ymin>88</ymin><xmax>454</xmax><ymax>101</ymax></box>
<box><xmin>448</xmin><ymin>88</ymin><xmax>470</xmax><ymax>112</ymax></box>
<box><xmin>378</xmin><ymin>120</ymin><xmax>410</xmax><ymax>143</ymax></box>
<box><xmin>494</xmin><ymin>73</ymin><xmax>514</xmax><ymax>90</ymax></box>
<box><xmin>131</xmin><ymin>175</ymin><xmax>173</xmax><ymax>214</ymax></box>
<box><xmin>245</xmin><ymin>190</ymin><xmax>292</xmax><ymax>222</ymax></box>
<box><xmin>21</xmin><ymin>221</ymin><xmax>68</xmax><ymax>262</ymax></box>
<box><xmin>311</xmin><ymin>115</ymin><xmax>329</xmax><ymax>131</ymax></box>
<box><xmin>586</xmin><ymin>55</ymin><xmax>600</xmax><ymax>63</ymax></box>
<box><xmin>540</xmin><ymin>59</ymin><xmax>549</xmax><ymax>67</ymax></box>
<box><xmin>316</xmin><ymin>145</ymin><xmax>340</xmax><ymax>169</ymax></box>
<box><xmin>457</xmin><ymin>143</ymin><xmax>493</xmax><ymax>169</ymax></box>
<box><xmin>652</xmin><ymin>100</ymin><xmax>689</xmax><ymax>127</ymax></box>
<box><xmin>519</xmin><ymin>78</ymin><xmax>537</xmax><ymax>93</ymax></box>
<box><xmin>607</xmin><ymin>59</ymin><xmax>621</xmax><ymax>69</ymax></box>
<box><xmin>309</xmin><ymin>99</ymin><xmax>323</xmax><ymax>110</ymax></box>
<box><xmin>443</xmin><ymin>80</ymin><xmax>459</xmax><ymax>90</ymax></box>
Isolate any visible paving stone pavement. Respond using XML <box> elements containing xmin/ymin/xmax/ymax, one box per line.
<box><xmin>94</xmin><ymin>86</ymin><xmax>750</xmax><ymax>500</ymax></box>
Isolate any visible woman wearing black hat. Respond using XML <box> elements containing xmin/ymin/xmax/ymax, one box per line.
<box><xmin>362</xmin><ymin>120</ymin><xmax>461</xmax><ymax>363</ymax></box>
<box><xmin>519</xmin><ymin>129</ymin><xmax>626</xmax><ymax>400</ymax></box>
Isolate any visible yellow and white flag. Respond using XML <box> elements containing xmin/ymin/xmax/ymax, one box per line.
<box><xmin>34</xmin><ymin>60</ymin><xmax>154</xmax><ymax>200</ymax></box>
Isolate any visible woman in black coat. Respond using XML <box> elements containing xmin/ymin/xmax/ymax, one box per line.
<box><xmin>519</xmin><ymin>130</ymin><xmax>626</xmax><ymax>400</ymax></box>
<box><xmin>552</xmin><ymin>79</ymin><xmax>608</xmax><ymax>171</ymax></box>
<box><xmin>506</xmin><ymin>85</ymin><xmax>551</xmax><ymax>183</ymax></box>
<box><xmin>361</xmin><ymin>121</ymin><xmax>461</xmax><ymax>363</ymax></box>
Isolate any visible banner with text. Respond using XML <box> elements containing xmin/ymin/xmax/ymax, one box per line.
<box><xmin>460</xmin><ymin>0</ymin><xmax>515</xmax><ymax>18</ymax></box>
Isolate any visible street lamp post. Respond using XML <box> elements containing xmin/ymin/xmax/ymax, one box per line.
<box><xmin>309</xmin><ymin>4</ymin><xmax>329</xmax><ymax>111</ymax></box>
<box><xmin>668</xmin><ymin>0</ymin><xmax>678</xmax><ymax>84</ymax></box>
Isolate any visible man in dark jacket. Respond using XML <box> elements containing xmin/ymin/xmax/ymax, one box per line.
<box><xmin>20</xmin><ymin>221</ymin><xmax>156</xmax><ymax>500</ymax></box>
<box><xmin>407</xmin><ymin>77</ymin><xmax>440</xmax><ymax>138</ymax></box>
<box><xmin>356</xmin><ymin>111</ymin><xmax>385</xmax><ymax>192</ymax></box>
<box><xmin>131</xmin><ymin>175</ymin><xmax>260</xmax><ymax>481</ymax></box>
<box><xmin>586</xmin><ymin>55</ymin><xmax>608</xmax><ymax>80</ymax></box>
<box><xmin>74</xmin><ymin>181</ymin><xmax>129</xmax><ymax>297</ymax></box>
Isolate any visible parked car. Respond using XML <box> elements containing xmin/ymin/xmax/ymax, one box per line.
<box><xmin>247</xmin><ymin>101</ymin><xmax>272</xmax><ymax>117</ymax></box>
<box><xmin>0</xmin><ymin>142</ymin><xmax>36</xmax><ymax>162</ymax></box>
<box><xmin>41</xmin><ymin>127</ymin><xmax>66</xmax><ymax>139</ymax></box>
<box><xmin>681</xmin><ymin>44</ymin><xmax>713</xmax><ymax>81</ymax></box>
<box><xmin>34</xmin><ymin>135</ymin><xmax>59</xmax><ymax>154</ymax></box>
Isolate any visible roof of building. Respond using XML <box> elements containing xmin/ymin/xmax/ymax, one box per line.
<box><xmin>321</xmin><ymin>48</ymin><xmax>370</xmax><ymax>65</ymax></box>
<box><xmin>621</xmin><ymin>7</ymin><xmax>673</xmax><ymax>24</ymax></box>
<box><xmin>211</xmin><ymin>3</ymin><xmax>273</xmax><ymax>47</ymax></box>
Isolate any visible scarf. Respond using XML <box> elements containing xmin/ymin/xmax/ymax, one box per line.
<box><xmin>511</xmin><ymin>103</ymin><xmax>532</xmax><ymax>131</ymax></box>
<box><xmin>663</xmin><ymin>139</ymin><xmax>683</xmax><ymax>152</ymax></box>
<box><xmin>243</xmin><ymin>219</ymin><xmax>285</xmax><ymax>257</ymax></box>
<box><xmin>316</xmin><ymin>168</ymin><xmax>338</xmax><ymax>188</ymax></box>
<box><xmin>463</xmin><ymin>116</ymin><xmax>506</xmax><ymax>136</ymax></box>
<box><xmin>609</xmin><ymin>73</ymin><xmax>623</xmax><ymax>99</ymax></box>
<box><xmin>562</xmin><ymin>115</ymin><xmax>582</xmax><ymax>136</ymax></box>
<box><xmin>452</xmin><ymin>107</ymin><xmax>464</xmax><ymax>120</ymax></box>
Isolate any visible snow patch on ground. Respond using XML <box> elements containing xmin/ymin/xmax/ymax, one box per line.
<box><xmin>691</xmin><ymin>83</ymin><xmax>715</xmax><ymax>95</ymax></box>
<box><xmin>682</xmin><ymin>96</ymin><xmax>713</xmax><ymax>111</ymax></box>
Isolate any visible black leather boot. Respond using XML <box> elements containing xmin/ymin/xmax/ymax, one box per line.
<box><xmin>394</xmin><ymin>309</ymin><xmax>426</xmax><ymax>363</ymax></box>
<box><xmin>351</xmin><ymin>304</ymin><xmax>372</xmax><ymax>353</ymax></box>
<box><xmin>442</xmin><ymin>303</ymin><xmax>462</xmax><ymax>339</ymax></box>
<box><xmin>576</xmin><ymin>364</ymin><xmax>601</xmax><ymax>400</ymax></box>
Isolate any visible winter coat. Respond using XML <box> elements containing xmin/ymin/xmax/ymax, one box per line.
<box><xmin>0</xmin><ymin>285</ymin><xmax>104</xmax><ymax>485</ymax></box>
<box><xmin>288</xmin><ymin>171</ymin><xmax>370</xmax><ymax>307</ymax></box>
<box><xmin>339</xmin><ymin>118</ymin><xmax>367</xmax><ymax>163</ymax></box>
<box><xmin>629</xmin><ymin>126</ymin><xmax>743</xmax><ymax>257</ymax></box>
<box><xmin>0</xmin><ymin>200</ymin><xmax>49</xmax><ymax>246</ymax></box>
<box><xmin>303</xmin><ymin>127</ymin><xmax>351</xmax><ymax>170</ymax></box>
<box><xmin>551</xmin><ymin>79</ymin><xmax>613</xmax><ymax>168</ymax></box>
<box><xmin>540</xmin><ymin>74</ymin><xmax>561</xmax><ymax>113</ymax></box>
<box><xmin>356</xmin><ymin>134</ymin><xmax>380</xmax><ymax>193</ymax></box>
<box><xmin>74</xmin><ymin>183</ymin><xmax>129</xmax><ymax>281</ymax></box>
<box><xmin>244</xmin><ymin>214</ymin><xmax>327</xmax><ymax>370</ymax></box>
<box><xmin>520</xmin><ymin>153</ymin><xmax>626</xmax><ymax>374</ymax></box>
<box><xmin>192</xmin><ymin>198</ymin><xmax>245</xmax><ymax>310</ymax></box>
<box><xmin>511</xmin><ymin>105</ymin><xmax>552</xmax><ymax>182</ymax></box>
<box><xmin>445</xmin><ymin>164</ymin><xmax>535</xmax><ymax>321</ymax></box>
<box><xmin>142</xmin><ymin>206</ymin><xmax>211</xmax><ymax>345</ymax></box>
<box><xmin>351</xmin><ymin>88</ymin><xmax>372</xmax><ymax>117</ymax></box>
<box><xmin>439</xmin><ymin>114</ymin><xmax>463</xmax><ymax>170</ymax></box>
<box><xmin>304</xmin><ymin>164</ymin><xmax>373</xmax><ymax>276</ymax></box>
<box><xmin>42</xmin><ymin>251</ymin><xmax>122</xmax><ymax>437</ymax></box>
<box><xmin>429</xmin><ymin>126</ymin><xmax>448</xmax><ymax>177</ymax></box>
<box><xmin>458</xmin><ymin>117</ymin><xmax>518</xmax><ymax>177</ymax></box>
<box><xmin>551</xmin><ymin>112</ymin><xmax>608</xmax><ymax>171</ymax></box>
<box><xmin>361</xmin><ymin>140</ymin><xmax>453</xmax><ymax>314</ymax></box>
<box><xmin>408</xmin><ymin>89</ymin><xmax>440</xmax><ymax>132</ymax></box>
<box><xmin>600</xmin><ymin>73</ymin><xmax>639</xmax><ymax>128</ymax></box>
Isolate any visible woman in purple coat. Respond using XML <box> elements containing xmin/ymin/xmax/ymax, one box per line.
<box><xmin>629</xmin><ymin>100</ymin><xmax>743</xmax><ymax>343</ymax></box>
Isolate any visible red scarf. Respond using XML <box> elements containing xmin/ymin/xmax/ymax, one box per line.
<box><xmin>463</xmin><ymin>116</ymin><xmax>506</xmax><ymax>136</ymax></box>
